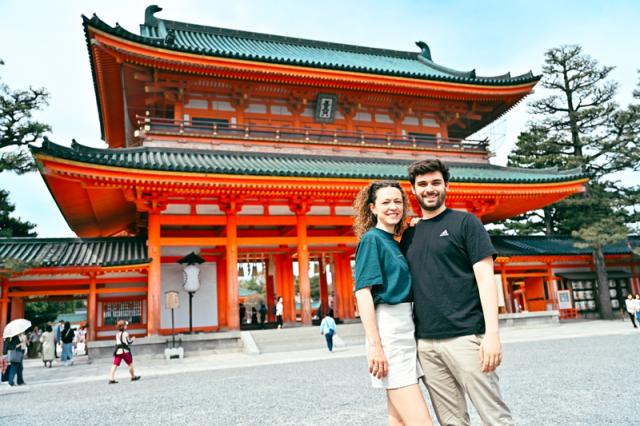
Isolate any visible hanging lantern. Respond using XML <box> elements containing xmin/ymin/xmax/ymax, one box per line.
<box><xmin>311</xmin><ymin>261</ymin><xmax>317</xmax><ymax>276</ymax></box>
<box><xmin>267</xmin><ymin>255</ymin><xmax>275</xmax><ymax>277</ymax></box>
<box><xmin>251</xmin><ymin>263</ymin><xmax>258</xmax><ymax>278</ymax></box>
<box><xmin>238</xmin><ymin>263</ymin><xmax>245</xmax><ymax>278</ymax></box>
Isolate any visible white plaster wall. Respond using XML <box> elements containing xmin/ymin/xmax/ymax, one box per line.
<box><xmin>160</xmin><ymin>263</ymin><xmax>218</xmax><ymax>329</ymax></box>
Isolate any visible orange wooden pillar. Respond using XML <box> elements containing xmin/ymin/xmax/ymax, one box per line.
<box><xmin>343</xmin><ymin>254</ymin><xmax>355</xmax><ymax>319</ymax></box>
<box><xmin>223</xmin><ymin>204</ymin><xmax>240</xmax><ymax>330</ymax></box>
<box><xmin>273</xmin><ymin>254</ymin><xmax>284</xmax><ymax>322</ymax></box>
<box><xmin>265</xmin><ymin>258</ymin><xmax>276</xmax><ymax>323</ymax></box>
<box><xmin>0</xmin><ymin>279</ymin><xmax>9</xmax><ymax>333</ymax></box>
<box><xmin>296</xmin><ymin>212</ymin><xmax>312</xmax><ymax>325</ymax></box>
<box><xmin>631</xmin><ymin>263</ymin><xmax>639</xmax><ymax>294</ymax></box>
<box><xmin>283</xmin><ymin>255</ymin><xmax>296</xmax><ymax>322</ymax></box>
<box><xmin>319</xmin><ymin>257</ymin><xmax>329</xmax><ymax>316</ymax></box>
<box><xmin>546</xmin><ymin>263</ymin><xmax>556</xmax><ymax>310</ymax></box>
<box><xmin>500</xmin><ymin>266</ymin><xmax>511</xmax><ymax>314</ymax></box>
<box><xmin>216</xmin><ymin>255</ymin><xmax>228</xmax><ymax>328</ymax></box>
<box><xmin>333</xmin><ymin>253</ymin><xmax>346</xmax><ymax>319</ymax></box>
<box><xmin>147</xmin><ymin>210</ymin><xmax>162</xmax><ymax>336</ymax></box>
<box><xmin>87</xmin><ymin>273</ymin><xmax>97</xmax><ymax>341</ymax></box>
<box><xmin>11</xmin><ymin>297</ymin><xmax>24</xmax><ymax>320</ymax></box>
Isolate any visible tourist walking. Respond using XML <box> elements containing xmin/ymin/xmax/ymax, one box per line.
<box><xmin>401</xmin><ymin>159</ymin><xmax>513</xmax><ymax>425</ymax></box>
<box><xmin>53</xmin><ymin>320</ymin><xmax>62</xmax><ymax>358</ymax></box>
<box><xmin>60</xmin><ymin>321</ymin><xmax>75</xmax><ymax>366</ymax></box>
<box><xmin>108</xmin><ymin>320</ymin><xmax>141</xmax><ymax>384</ymax></box>
<box><xmin>28</xmin><ymin>326</ymin><xmax>42</xmax><ymax>358</ymax></box>
<box><xmin>5</xmin><ymin>333</ymin><xmax>27</xmax><ymax>386</ymax></box>
<box><xmin>635</xmin><ymin>294</ymin><xmax>640</xmax><ymax>325</ymax></box>
<box><xmin>625</xmin><ymin>294</ymin><xmax>638</xmax><ymax>328</ymax></box>
<box><xmin>76</xmin><ymin>324</ymin><xmax>87</xmax><ymax>355</ymax></box>
<box><xmin>259</xmin><ymin>302</ymin><xmax>267</xmax><ymax>328</ymax></box>
<box><xmin>275</xmin><ymin>296</ymin><xmax>284</xmax><ymax>329</ymax></box>
<box><xmin>319</xmin><ymin>309</ymin><xmax>337</xmax><ymax>352</ymax></box>
<box><xmin>40</xmin><ymin>324</ymin><xmax>55</xmax><ymax>367</ymax></box>
<box><xmin>1</xmin><ymin>346</ymin><xmax>8</xmax><ymax>383</ymax></box>
<box><xmin>353</xmin><ymin>180</ymin><xmax>433</xmax><ymax>426</ymax></box>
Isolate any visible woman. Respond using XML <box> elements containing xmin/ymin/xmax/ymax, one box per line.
<box><xmin>28</xmin><ymin>326</ymin><xmax>42</xmax><ymax>358</ymax></box>
<box><xmin>108</xmin><ymin>320</ymin><xmax>141</xmax><ymax>384</ymax></box>
<box><xmin>625</xmin><ymin>294</ymin><xmax>637</xmax><ymax>328</ymax></box>
<box><xmin>6</xmin><ymin>333</ymin><xmax>27</xmax><ymax>386</ymax></box>
<box><xmin>40</xmin><ymin>324</ymin><xmax>55</xmax><ymax>367</ymax></box>
<box><xmin>353</xmin><ymin>180</ymin><xmax>432</xmax><ymax>426</ymax></box>
<box><xmin>275</xmin><ymin>296</ymin><xmax>284</xmax><ymax>329</ymax></box>
<box><xmin>60</xmin><ymin>321</ymin><xmax>75</xmax><ymax>366</ymax></box>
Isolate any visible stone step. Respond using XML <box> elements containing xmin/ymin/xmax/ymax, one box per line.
<box><xmin>249</xmin><ymin>323</ymin><xmax>365</xmax><ymax>354</ymax></box>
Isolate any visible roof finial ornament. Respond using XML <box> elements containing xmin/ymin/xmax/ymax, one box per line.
<box><xmin>415</xmin><ymin>41</ymin><xmax>432</xmax><ymax>61</ymax></box>
<box><xmin>145</xmin><ymin>4</ymin><xmax>163</xmax><ymax>27</ymax></box>
<box><xmin>165</xmin><ymin>29</ymin><xmax>175</xmax><ymax>46</ymax></box>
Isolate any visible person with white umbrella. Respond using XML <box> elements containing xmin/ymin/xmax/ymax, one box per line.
<box><xmin>3</xmin><ymin>318</ymin><xmax>31</xmax><ymax>386</ymax></box>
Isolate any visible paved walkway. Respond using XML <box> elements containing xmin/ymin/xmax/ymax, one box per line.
<box><xmin>2</xmin><ymin>318</ymin><xmax>638</xmax><ymax>394</ymax></box>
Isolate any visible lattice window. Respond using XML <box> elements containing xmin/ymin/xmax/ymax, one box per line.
<box><xmin>103</xmin><ymin>301</ymin><xmax>142</xmax><ymax>326</ymax></box>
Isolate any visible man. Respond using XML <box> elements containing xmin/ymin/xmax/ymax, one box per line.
<box><xmin>319</xmin><ymin>309</ymin><xmax>337</xmax><ymax>352</ymax></box>
<box><xmin>53</xmin><ymin>320</ymin><xmax>63</xmax><ymax>359</ymax></box>
<box><xmin>400</xmin><ymin>159</ymin><xmax>513</xmax><ymax>426</ymax></box>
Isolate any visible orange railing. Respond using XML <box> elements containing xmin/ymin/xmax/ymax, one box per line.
<box><xmin>136</xmin><ymin>116</ymin><xmax>489</xmax><ymax>153</ymax></box>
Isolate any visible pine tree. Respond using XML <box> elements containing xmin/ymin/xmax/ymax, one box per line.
<box><xmin>502</xmin><ymin>46</ymin><xmax>639</xmax><ymax>318</ymax></box>
<box><xmin>572</xmin><ymin>218</ymin><xmax>629</xmax><ymax>320</ymax></box>
<box><xmin>0</xmin><ymin>59</ymin><xmax>50</xmax><ymax>174</ymax></box>
<box><xmin>0</xmin><ymin>189</ymin><xmax>37</xmax><ymax>237</ymax></box>
<box><xmin>503</xmin><ymin>46</ymin><xmax>638</xmax><ymax>235</ymax></box>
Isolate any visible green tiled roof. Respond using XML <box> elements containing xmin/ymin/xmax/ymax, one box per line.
<box><xmin>34</xmin><ymin>141</ymin><xmax>587</xmax><ymax>184</ymax></box>
<box><xmin>491</xmin><ymin>236</ymin><xmax>640</xmax><ymax>257</ymax></box>
<box><xmin>82</xmin><ymin>8</ymin><xmax>539</xmax><ymax>86</ymax></box>
<box><xmin>0</xmin><ymin>237</ymin><xmax>149</xmax><ymax>268</ymax></box>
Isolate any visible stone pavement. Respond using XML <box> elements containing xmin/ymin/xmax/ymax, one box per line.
<box><xmin>2</xmin><ymin>318</ymin><xmax>637</xmax><ymax>393</ymax></box>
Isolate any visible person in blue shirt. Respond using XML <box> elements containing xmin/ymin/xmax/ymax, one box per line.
<box><xmin>319</xmin><ymin>309</ymin><xmax>337</xmax><ymax>351</ymax></box>
<box><xmin>353</xmin><ymin>180</ymin><xmax>432</xmax><ymax>426</ymax></box>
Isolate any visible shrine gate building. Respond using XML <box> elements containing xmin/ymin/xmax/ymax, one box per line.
<box><xmin>2</xmin><ymin>6</ymin><xmax>636</xmax><ymax>341</ymax></box>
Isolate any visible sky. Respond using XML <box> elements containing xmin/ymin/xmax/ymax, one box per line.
<box><xmin>1</xmin><ymin>0</ymin><xmax>639</xmax><ymax>237</ymax></box>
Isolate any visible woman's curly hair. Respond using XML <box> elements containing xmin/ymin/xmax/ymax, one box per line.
<box><xmin>353</xmin><ymin>180</ymin><xmax>409</xmax><ymax>239</ymax></box>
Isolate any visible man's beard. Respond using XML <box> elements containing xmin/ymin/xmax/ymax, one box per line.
<box><xmin>416</xmin><ymin>190</ymin><xmax>446</xmax><ymax>211</ymax></box>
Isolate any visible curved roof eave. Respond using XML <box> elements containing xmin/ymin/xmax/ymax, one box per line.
<box><xmin>82</xmin><ymin>14</ymin><xmax>541</xmax><ymax>87</ymax></box>
<box><xmin>32</xmin><ymin>140</ymin><xmax>589</xmax><ymax>185</ymax></box>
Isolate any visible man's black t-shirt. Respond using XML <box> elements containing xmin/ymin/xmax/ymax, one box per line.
<box><xmin>400</xmin><ymin>208</ymin><xmax>496</xmax><ymax>339</ymax></box>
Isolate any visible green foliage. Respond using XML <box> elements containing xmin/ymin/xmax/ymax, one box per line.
<box><xmin>502</xmin><ymin>45</ymin><xmax>639</xmax><ymax>236</ymax></box>
<box><xmin>240</xmin><ymin>276</ymin><xmax>264</xmax><ymax>295</ymax></box>
<box><xmin>0</xmin><ymin>59</ymin><xmax>51</xmax><ymax>174</ymax></box>
<box><xmin>24</xmin><ymin>300</ymin><xmax>75</xmax><ymax>328</ymax></box>
<box><xmin>294</xmin><ymin>274</ymin><xmax>320</xmax><ymax>300</ymax></box>
<box><xmin>572</xmin><ymin>218</ymin><xmax>628</xmax><ymax>248</ymax></box>
<box><xmin>0</xmin><ymin>258</ymin><xmax>40</xmax><ymax>279</ymax></box>
<box><xmin>0</xmin><ymin>189</ymin><xmax>37</xmax><ymax>237</ymax></box>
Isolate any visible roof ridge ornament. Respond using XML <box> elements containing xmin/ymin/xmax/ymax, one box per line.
<box><xmin>165</xmin><ymin>29</ymin><xmax>176</xmax><ymax>46</ymax></box>
<box><xmin>415</xmin><ymin>41</ymin><xmax>432</xmax><ymax>60</ymax></box>
<box><xmin>145</xmin><ymin>4</ymin><xmax>163</xmax><ymax>27</ymax></box>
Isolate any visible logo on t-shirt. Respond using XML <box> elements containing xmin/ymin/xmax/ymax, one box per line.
<box><xmin>439</xmin><ymin>229</ymin><xmax>449</xmax><ymax>237</ymax></box>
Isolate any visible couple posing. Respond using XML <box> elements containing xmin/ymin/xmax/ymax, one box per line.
<box><xmin>354</xmin><ymin>159</ymin><xmax>513</xmax><ymax>426</ymax></box>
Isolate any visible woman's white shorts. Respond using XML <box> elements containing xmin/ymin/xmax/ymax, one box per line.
<box><xmin>368</xmin><ymin>302</ymin><xmax>423</xmax><ymax>389</ymax></box>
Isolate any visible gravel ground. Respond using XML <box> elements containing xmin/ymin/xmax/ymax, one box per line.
<box><xmin>1</xmin><ymin>333</ymin><xmax>638</xmax><ymax>425</ymax></box>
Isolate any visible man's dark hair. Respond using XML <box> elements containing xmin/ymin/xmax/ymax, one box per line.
<box><xmin>408</xmin><ymin>159</ymin><xmax>450</xmax><ymax>185</ymax></box>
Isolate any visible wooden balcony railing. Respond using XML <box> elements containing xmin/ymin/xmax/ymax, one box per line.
<box><xmin>136</xmin><ymin>116</ymin><xmax>490</xmax><ymax>153</ymax></box>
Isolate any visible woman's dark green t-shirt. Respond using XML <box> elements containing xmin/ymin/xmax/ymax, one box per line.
<box><xmin>354</xmin><ymin>227</ymin><xmax>413</xmax><ymax>305</ymax></box>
